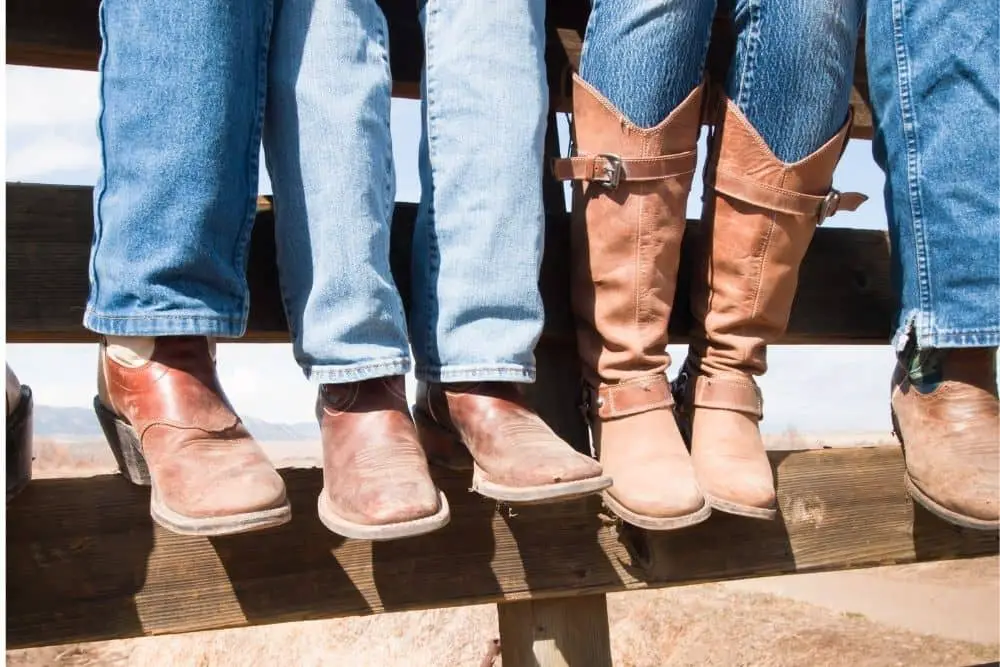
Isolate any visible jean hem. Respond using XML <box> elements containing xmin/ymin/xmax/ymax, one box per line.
<box><xmin>415</xmin><ymin>364</ymin><xmax>536</xmax><ymax>383</ymax></box>
<box><xmin>304</xmin><ymin>357</ymin><xmax>412</xmax><ymax>384</ymax></box>
<box><xmin>83</xmin><ymin>309</ymin><xmax>247</xmax><ymax>337</ymax></box>
<box><xmin>892</xmin><ymin>310</ymin><xmax>1000</xmax><ymax>352</ymax></box>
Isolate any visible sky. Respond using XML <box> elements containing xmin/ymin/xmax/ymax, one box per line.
<box><xmin>5</xmin><ymin>64</ymin><xmax>897</xmax><ymax>435</ymax></box>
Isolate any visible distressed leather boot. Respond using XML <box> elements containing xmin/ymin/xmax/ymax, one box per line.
<box><xmin>892</xmin><ymin>346</ymin><xmax>999</xmax><ymax>529</ymax></box>
<box><xmin>675</xmin><ymin>98</ymin><xmax>866</xmax><ymax>519</ymax></box>
<box><xmin>552</xmin><ymin>74</ymin><xmax>710</xmax><ymax>530</ymax></box>
<box><xmin>94</xmin><ymin>336</ymin><xmax>291</xmax><ymax>535</ymax></box>
<box><xmin>6</xmin><ymin>364</ymin><xmax>33</xmax><ymax>503</ymax></box>
<box><xmin>413</xmin><ymin>382</ymin><xmax>610</xmax><ymax>504</ymax></box>
<box><xmin>317</xmin><ymin>376</ymin><xmax>450</xmax><ymax>540</ymax></box>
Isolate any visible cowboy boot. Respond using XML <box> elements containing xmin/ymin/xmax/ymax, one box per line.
<box><xmin>551</xmin><ymin>74</ymin><xmax>710</xmax><ymax>530</ymax></box>
<box><xmin>94</xmin><ymin>336</ymin><xmax>291</xmax><ymax>535</ymax></box>
<box><xmin>317</xmin><ymin>376</ymin><xmax>450</xmax><ymax>540</ymax></box>
<box><xmin>675</xmin><ymin>98</ymin><xmax>866</xmax><ymax>519</ymax></box>
<box><xmin>414</xmin><ymin>382</ymin><xmax>611</xmax><ymax>504</ymax></box>
<box><xmin>6</xmin><ymin>364</ymin><xmax>33</xmax><ymax>503</ymax></box>
<box><xmin>892</xmin><ymin>346</ymin><xmax>999</xmax><ymax>530</ymax></box>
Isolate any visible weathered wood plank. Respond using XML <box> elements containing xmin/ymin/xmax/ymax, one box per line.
<box><xmin>498</xmin><ymin>595</ymin><xmax>614</xmax><ymax>667</ymax></box>
<box><xmin>6</xmin><ymin>445</ymin><xmax>997</xmax><ymax>649</ymax></box>
<box><xmin>5</xmin><ymin>183</ymin><xmax>895</xmax><ymax>344</ymax></box>
<box><xmin>5</xmin><ymin>1</ymin><xmax>873</xmax><ymax>137</ymax></box>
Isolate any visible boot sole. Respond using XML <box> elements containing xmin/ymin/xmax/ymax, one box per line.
<box><xmin>704</xmin><ymin>494</ymin><xmax>777</xmax><ymax>521</ymax></box>
<box><xmin>891</xmin><ymin>408</ymin><xmax>998</xmax><ymax>531</ymax></box>
<box><xmin>602</xmin><ymin>490</ymin><xmax>712</xmax><ymax>531</ymax></box>
<box><xmin>94</xmin><ymin>396</ymin><xmax>292</xmax><ymax>537</ymax></box>
<box><xmin>904</xmin><ymin>473</ymin><xmax>999</xmax><ymax>531</ymax></box>
<box><xmin>414</xmin><ymin>410</ymin><xmax>612</xmax><ymax>505</ymax></box>
<box><xmin>317</xmin><ymin>490</ymin><xmax>451</xmax><ymax>540</ymax></box>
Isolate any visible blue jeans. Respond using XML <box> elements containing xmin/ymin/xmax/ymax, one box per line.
<box><xmin>579</xmin><ymin>0</ymin><xmax>863</xmax><ymax>162</ymax></box>
<box><xmin>85</xmin><ymin>0</ymin><xmax>548</xmax><ymax>384</ymax></box>
<box><xmin>866</xmin><ymin>0</ymin><xmax>1000</xmax><ymax>352</ymax></box>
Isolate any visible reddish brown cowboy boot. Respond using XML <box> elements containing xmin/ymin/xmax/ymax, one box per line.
<box><xmin>552</xmin><ymin>74</ymin><xmax>709</xmax><ymax>529</ymax></box>
<box><xmin>413</xmin><ymin>382</ymin><xmax>610</xmax><ymax>504</ymax></box>
<box><xmin>892</xmin><ymin>347</ymin><xmax>999</xmax><ymax>530</ymax></box>
<box><xmin>94</xmin><ymin>336</ymin><xmax>291</xmax><ymax>535</ymax></box>
<box><xmin>676</xmin><ymin>98</ymin><xmax>866</xmax><ymax>520</ymax></box>
<box><xmin>317</xmin><ymin>376</ymin><xmax>450</xmax><ymax>540</ymax></box>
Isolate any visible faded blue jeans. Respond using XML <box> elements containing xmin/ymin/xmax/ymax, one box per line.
<box><xmin>579</xmin><ymin>0</ymin><xmax>864</xmax><ymax>163</ymax></box>
<box><xmin>866</xmin><ymin>0</ymin><xmax>1000</xmax><ymax>354</ymax></box>
<box><xmin>85</xmin><ymin>0</ymin><xmax>548</xmax><ymax>384</ymax></box>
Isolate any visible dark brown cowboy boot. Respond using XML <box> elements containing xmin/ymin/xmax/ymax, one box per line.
<box><xmin>676</xmin><ymin>97</ymin><xmax>866</xmax><ymax>520</ymax></box>
<box><xmin>552</xmin><ymin>74</ymin><xmax>709</xmax><ymax>529</ymax></box>
<box><xmin>317</xmin><ymin>376</ymin><xmax>450</xmax><ymax>540</ymax></box>
<box><xmin>6</xmin><ymin>364</ymin><xmax>33</xmax><ymax>503</ymax></box>
<box><xmin>892</xmin><ymin>347</ymin><xmax>999</xmax><ymax>530</ymax></box>
<box><xmin>94</xmin><ymin>336</ymin><xmax>290</xmax><ymax>535</ymax></box>
<box><xmin>413</xmin><ymin>381</ymin><xmax>610</xmax><ymax>504</ymax></box>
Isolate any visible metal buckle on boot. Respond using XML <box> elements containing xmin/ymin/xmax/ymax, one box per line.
<box><xmin>817</xmin><ymin>189</ymin><xmax>842</xmax><ymax>224</ymax></box>
<box><xmin>595</xmin><ymin>154</ymin><xmax>623</xmax><ymax>189</ymax></box>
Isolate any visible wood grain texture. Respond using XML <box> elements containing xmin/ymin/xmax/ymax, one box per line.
<box><xmin>5</xmin><ymin>1</ymin><xmax>873</xmax><ymax>136</ymax></box>
<box><xmin>5</xmin><ymin>183</ymin><xmax>895</xmax><ymax>344</ymax></box>
<box><xmin>7</xmin><ymin>445</ymin><xmax>996</xmax><ymax>649</ymax></box>
<box><xmin>498</xmin><ymin>595</ymin><xmax>614</xmax><ymax>667</ymax></box>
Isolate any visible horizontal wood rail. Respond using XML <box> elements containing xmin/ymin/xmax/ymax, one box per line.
<box><xmin>6</xmin><ymin>183</ymin><xmax>895</xmax><ymax>344</ymax></box>
<box><xmin>5</xmin><ymin>0</ymin><xmax>874</xmax><ymax>137</ymax></box>
<box><xmin>7</xmin><ymin>442</ymin><xmax>997</xmax><ymax>649</ymax></box>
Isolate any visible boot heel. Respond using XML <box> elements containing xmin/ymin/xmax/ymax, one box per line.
<box><xmin>413</xmin><ymin>410</ymin><xmax>474</xmax><ymax>471</ymax></box>
<box><xmin>93</xmin><ymin>396</ymin><xmax>152</xmax><ymax>486</ymax></box>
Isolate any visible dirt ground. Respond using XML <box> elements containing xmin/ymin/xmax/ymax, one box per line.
<box><xmin>8</xmin><ymin>557</ymin><xmax>998</xmax><ymax>667</ymax></box>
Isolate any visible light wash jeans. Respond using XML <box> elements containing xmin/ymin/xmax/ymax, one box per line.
<box><xmin>85</xmin><ymin>0</ymin><xmax>548</xmax><ymax>384</ymax></box>
<box><xmin>579</xmin><ymin>0</ymin><xmax>864</xmax><ymax>163</ymax></box>
<box><xmin>866</xmin><ymin>0</ymin><xmax>1000</xmax><ymax>354</ymax></box>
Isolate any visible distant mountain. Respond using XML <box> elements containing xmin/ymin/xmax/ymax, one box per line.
<box><xmin>32</xmin><ymin>404</ymin><xmax>319</xmax><ymax>441</ymax></box>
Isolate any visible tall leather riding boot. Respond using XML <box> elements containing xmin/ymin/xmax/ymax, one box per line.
<box><xmin>675</xmin><ymin>98</ymin><xmax>866</xmax><ymax>519</ymax></box>
<box><xmin>94</xmin><ymin>336</ymin><xmax>291</xmax><ymax>535</ymax></box>
<box><xmin>553</xmin><ymin>74</ymin><xmax>710</xmax><ymax>530</ymax></box>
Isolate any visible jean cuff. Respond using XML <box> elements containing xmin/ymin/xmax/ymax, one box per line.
<box><xmin>83</xmin><ymin>309</ymin><xmax>247</xmax><ymax>338</ymax></box>
<box><xmin>893</xmin><ymin>311</ymin><xmax>1000</xmax><ymax>352</ymax></box>
<box><xmin>305</xmin><ymin>357</ymin><xmax>412</xmax><ymax>384</ymax></box>
<box><xmin>415</xmin><ymin>364</ymin><xmax>536</xmax><ymax>384</ymax></box>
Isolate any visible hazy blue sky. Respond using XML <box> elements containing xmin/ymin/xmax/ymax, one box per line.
<box><xmin>5</xmin><ymin>64</ymin><xmax>896</xmax><ymax>434</ymax></box>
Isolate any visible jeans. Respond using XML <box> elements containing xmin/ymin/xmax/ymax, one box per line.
<box><xmin>85</xmin><ymin>0</ymin><xmax>548</xmax><ymax>384</ymax></box>
<box><xmin>866</xmin><ymin>0</ymin><xmax>1000</xmax><ymax>352</ymax></box>
<box><xmin>579</xmin><ymin>0</ymin><xmax>864</xmax><ymax>162</ymax></box>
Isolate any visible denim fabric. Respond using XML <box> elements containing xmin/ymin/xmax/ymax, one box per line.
<box><xmin>86</xmin><ymin>1</ymin><xmax>273</xmax><ymax>337</ymax></box>
<box><xmin>410</xmin><ymin>0</ymin><xmax>548</xmax><ymax>382</ymax></box>
<box><xmin>85</xmin><ymin>0</ymin><xmax>549</xmax><ymax>384</ymax></box>
<box><xmin>866</xmin><ymin>0</ymin><xmax>1000</xmax><ymax>351</ymax></box>
<box><xmin>579</xmin><ymin>0</ymin><xmax>864</xmax><ymax>162</ymax></box>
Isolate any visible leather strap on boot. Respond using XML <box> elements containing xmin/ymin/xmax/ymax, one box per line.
<box><xmin>691</xmin><ymin>376</ymin><xmax>763</xmax><ymax>419</ymax></box>
<box><xmin>712</xmin><ymin>169</ymin><xmax>867</xmax><ymax>224</ymax></box>
<box><xmin>587</xmin><ymin>375</ymin><xmax>674</xmax><ymax>421</ymax></box>
<box><xmin>552</xmin><ymin>150</ymin><xmax>697</xmax><ymax>188</ymax></box>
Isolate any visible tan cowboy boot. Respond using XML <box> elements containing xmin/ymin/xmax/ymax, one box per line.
<box><xmin>94</xmin><ymin>336</ymin><xmax>291</xmax><ymax>535</ymax></box>
<box><xmin>675</xmin><ymin>98</ymin><xmax>866</xmax><ymax>519</ymax></box>
<box><xmin>551</xmin><ymin>74</ymin><xmax>709</xmax><ymax>530</ymax></box>
<box><xmin>414</xmin><ymin>382</ymin><xmax>610</xmax><ymax>504</ymax></box>
<box><xmin>892</xmin><ymin>346</ymin><xmax>999</xmax><ymax>529</ymax></box>
<box><xmin>317</xmin><ymin>376</ymin><xmax>450</xmax><ymax>540</ymax></box>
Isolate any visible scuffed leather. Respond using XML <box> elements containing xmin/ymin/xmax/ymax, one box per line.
<box><xmin>99</xmin><ymin>336</ymin><xmax>287</xmax><ymax>519</ymax></box>
<box><xmin>682</xmin><ymin>98</ymin><xmax>860</xmax><ymax>513</ymax></box>
<box><xmin>416</xmin><ymin>382</ymin><xmax>604</xmax><ymax>488</ymax></box>
<box><xmin>318</xmin><ymin>376</ymin><xmax>442</xmax><ymax>526</ymax></box>
<box><xmin>893</xmin><ymin>347</ymin><xmax>999</xmax><ymax>523</ymax></box>
<box><xmin>567</xmin><ymin>75</ymin><xmax>707</xmax><ymax>521</ymax></box>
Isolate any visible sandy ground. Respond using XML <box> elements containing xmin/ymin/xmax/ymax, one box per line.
<box><xmin>11</xmin><ymin>437</ymin><xmax>999</xmax><ymax>666</ymax></box>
